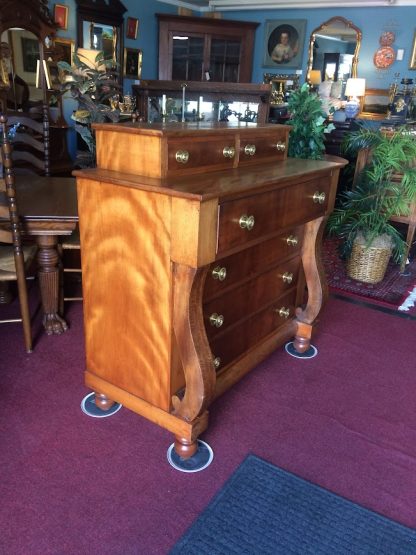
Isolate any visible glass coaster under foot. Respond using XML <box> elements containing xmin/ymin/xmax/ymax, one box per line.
<box><xmin>167</xmin><ymin>440</ymin><xmax>214</xmax><ymax>473</ymax></box>
<box><xmin>80</xmin><ymin>392</ymin><xmax>122</xmax><ymax>418</ymax></box>
<box><xmin>285</xmin><ymin>341</ymin><xmax>318</xmax><ymax>359</ymax></box>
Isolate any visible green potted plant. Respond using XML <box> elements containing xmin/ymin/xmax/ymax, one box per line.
<box><xmin>327</xmin><ymin>126</ymin><xmax>416</xmax><ymax>282</ymax></box>
<box><xmin>286</xmin><ymin>82</ymin><xmax>334</xmax><ymax>160</ymax></box>
<box><xmin>57</xmin><ymin>51</ymin><xmax>120</xmax><ymax>167</ymax></box>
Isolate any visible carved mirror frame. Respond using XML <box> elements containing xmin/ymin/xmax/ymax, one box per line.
<box><xmin>307</xmin><ymin>16</ymin><xmax>362</xmax><ymax>82</ymax></box>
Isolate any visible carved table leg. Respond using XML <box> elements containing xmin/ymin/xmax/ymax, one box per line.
<box><xmin>36</xmin><ymin>235</ymin><xmax>69</xmax><ymax>335</ymax></box>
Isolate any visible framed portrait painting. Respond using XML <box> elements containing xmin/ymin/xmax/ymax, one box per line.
<box><xmin>124</xmin><ymin>47</ymin><xmax>142</xmax><ymax>79</ymax></box>
<box><xmin>263</xmin><ymin>19</ymin><xmax>306</xmax><ymax>69</ymax></box>
<box><xmin>126</xmin><ymin>17</ymin><xmax>139</xmax><ymax>40</ymax></box>
<box><xmin>54</xmin><ymin>37</ymin><xmax>75</xmax><ymax>66</ymax></box>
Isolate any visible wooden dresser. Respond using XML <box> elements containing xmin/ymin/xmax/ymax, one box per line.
<box><xmin>74</xmin><ymin>122</ymin><xmax>344</xmax><ymax>460</ymax></box>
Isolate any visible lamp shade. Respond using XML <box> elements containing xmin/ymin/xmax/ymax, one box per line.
<box><xmin>309</xmin><ymin>70</ymin><xmax>322</xmax><ymax>86</ymax></box>
<box><xmin>345</xmin><ymin>78</ymin><xmax>366</xmax><ymax>98</ymax></box>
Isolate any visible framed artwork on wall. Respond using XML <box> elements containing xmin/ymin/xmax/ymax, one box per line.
<box><xmin>54</xmin><ymin>37</ymin><xmax>75</xmax><ymax>66</ymax></box>
<box><xmin>263</xmin><ymin>19</ymin><xmax>306</xmax><ymax>69</ymax></box>
<box><xmin>54</xmin><ymin>4</ymin><xmax>69</xmax><ymax>31</ymax></box>
<box><xmin>124</xmin><ymin>47</ymin><xmax>142</xmax><ymax>79</ymax></box>
<box><xmin>410</xmin><ymin>29</ymin><xmax>416</xmax><ymax>70</ymax></box>
<box><xmin>359</xmin><ymin>88</ymin><xmax>390</xmax><ymax>119</ymax></box>
<box><xmin>43</xmin><ymin>59</ymin><xmax>63</xmax><ymax>90</ymax></box>
<box><xmin>126</xmin><ymin>17</ymin><xmax>139</xmax><ymax>40</ymax></box>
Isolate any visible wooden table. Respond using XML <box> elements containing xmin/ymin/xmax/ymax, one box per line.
<box><xmin>16</xmin><ymin>175</ymin><xmax>78</xmax><ymax>335</ymax></box>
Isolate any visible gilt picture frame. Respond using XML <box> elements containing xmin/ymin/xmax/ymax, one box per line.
<box><xmin>410</xmin><ymin>29</ymin><xmax>416</xmax><ymax>70</ymax></box>
<box><xmin>54</xmin><ymin>37</ymin><xmax>75</xmax><ymax>66</ymax></box>
<box><xmin>54</xmin><ymin>4</ymin><xmax>69</xmax><ymax>31</ymax></box>
<box><xmin>359</xmin><ymin>88</ymin><xmax>390</xmax><ymax>120</ymax></box>
<box><xmin>263</xmin><ymin>19</ymin><xmax>306</xmax><ymax>69</ymax></box>
<box><xmin>124</xmin><ymin>47</ymin><xmax>142</xmax><ymax>79</ymax></box>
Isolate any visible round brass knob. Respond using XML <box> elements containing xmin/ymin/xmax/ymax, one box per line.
<box><xmin>244</xmin><ymin>144</ymin><xmax>256</xmax><ymax>156</ymax></box>
<box><xmin>212</xmin><ymin>266</ymin><xmax>227</xmax><ymax>281</ymax></box>
<box><xmin>313</xmin><ymin>191</ymin><xmax>326</xmax><ymax>204</ymax></box>
<box><xmin>209</xmin><ymin>313</ymin><xmax>224</xmax><ymax>328</ymax></box>
<box><xmin>282</xmin><ymin>271</ymin><xmax>294</xmax><ymax>284</ymax></box>
<box><xmin>286</xmin><ymin>235</ymin><xmax>299</xmax><ymax>247</ymax></box>
<box><xmin>175</xmin><ymin>150</ymin><xmax>189</xmax><ymax>164</ymax></box>
<box><xmin>239</xmin><ymin>214</ymin><xmax>255</xmax><ymax>231</ymax></box>
<box><xmin>223</xmin><ymin>146</ymin><xmax>235</xmax><ymax>158</ymax></box>
<box><xmin>277</xmin><ymin>307</ymin><xmax>290</xmax><ymax>319</ymax></box>
<box><xmin>213</xmin><ymin>357</ymin><xmax>221</xmax><ymax>369</ymax></box>
<box><xmin>275</xmin><ymin>141</ymin><xmax>286</xmax><ymax>152</ymax></box>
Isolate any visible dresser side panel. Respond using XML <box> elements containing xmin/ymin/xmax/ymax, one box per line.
<box><xmin>77</xmin><ymin>177</ymin><xmax>173</xmax><ymax>411</ymax></box>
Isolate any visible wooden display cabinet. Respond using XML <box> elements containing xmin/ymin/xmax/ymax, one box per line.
<box><xmin>157</xmin><ymin>14</ymin><xmax>259</xmax><ymax>82</ymax></box>
<box><xmin>74</xmin><ymin>121</ymin><xmax>345</xmax><ymax>466</ymax></box>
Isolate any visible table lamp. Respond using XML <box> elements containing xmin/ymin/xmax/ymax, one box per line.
<box><xmin>345</xmin><ymin>78</ymin><xmax>366</xmax><ymax>119</ymax></box>
<box><xmin>309</xmin><ymin>69</ymin><xmax>322</xmax><ymax>91</ymax></box>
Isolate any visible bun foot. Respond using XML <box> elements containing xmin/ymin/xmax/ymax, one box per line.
<box><xmin>167</xmin><ymin>440</ymin><xmax>214</xmax><ymax>472</ymax></box>
<box><xmin>285</xmin><ymin>341</ymin><xmax>318</xmax><ymax>359</ymax></box>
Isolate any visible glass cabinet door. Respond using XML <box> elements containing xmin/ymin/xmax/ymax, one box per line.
<box><xmin>210</xmin><ymin>39</ymin><xmax>241</xmax><ymax>82</ymax></box>
<box><xmin>172</xmin><ymin>35</ymin><xmax>204</xmax><ymax>81</ymax></box>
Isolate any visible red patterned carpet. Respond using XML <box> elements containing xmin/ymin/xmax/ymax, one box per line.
<box><xmin>322</xmin><ymin>237</ymin><xmax>416</xmax><ymax>316</ymax></box>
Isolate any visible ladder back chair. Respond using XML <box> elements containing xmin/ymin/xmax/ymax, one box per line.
<box><xmin>0</xmin><ymin>114</ymin><xmax>37</xmax><ymax>352</ymax></box>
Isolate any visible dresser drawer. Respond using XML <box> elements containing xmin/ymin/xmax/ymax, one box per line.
<box><xmin>217</xmin><ymin>177</ymin><xmax>330</xmax><ymax>253</ymax></box>
<box><xmin>204</xmin><ymin>227</ymin><xmax>303</xmax><ymax>300</ymax></box>
<box><xmin>239</xmin><ymin>131</ymin><xmax>288</xmax><ymax>167</ymax></box>
<box><xmin>209</xmin><ymin>290</ymin><xmax>297</xmax><ymax>371</ymax></box>
<box><xmin>204</xmin><ymin>257</ymin><xmax>300</xmax><ymax>340</ymax></box>
<box><xmin>167</xmin><ymin>136</ymin><xmax>237</xmax><ymax>175</ymax></box>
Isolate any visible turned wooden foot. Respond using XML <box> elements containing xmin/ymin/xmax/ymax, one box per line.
<box><xmin>94</xmin><ymin>392</ymin><xmax>115</xmax><ymax>411</ymax></box>
<box><xmin>293</xmin><ymin>334</ymin><xmax>310</xmax><ymax>354</ymax></box>
<box><xmin>174</xmin><ymin>436</ymin><xmax>198</xmax><ymax>459</ymax></box>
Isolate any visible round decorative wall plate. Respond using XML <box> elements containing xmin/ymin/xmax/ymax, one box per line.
<box><xmin>373</xmin><ymin>46</ymin><xmax>396</xmax><ymax>69</ymax></box>
<box><xmin>379</xmin><ymin>31</ymin><xmax>395</xmax><ymax>46</ymax></box>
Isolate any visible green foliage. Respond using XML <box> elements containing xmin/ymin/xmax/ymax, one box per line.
<box><xmin>58</xmin><ymin>51</ymin><xmax>120</xmax><ymax>166</ymax></box>
<box><xmin>286</xmin><ymin>83</ymin><xmax>334</xmax><ymax>160</ymax></box>
<box><xmin>327</xmin><ymin>126</ymin><xmax>416</xmax><ymax>263</ymax></box>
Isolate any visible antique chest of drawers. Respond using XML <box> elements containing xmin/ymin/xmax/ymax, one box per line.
<box><xmin>75</xmin><ymin>122</ymin><xmax>345</xmax><ymax>462</ymax></box>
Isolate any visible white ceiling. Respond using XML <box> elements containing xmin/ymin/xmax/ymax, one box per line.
<box><xmin>157</xmin><ymin>0</ymin><xmax>416</xmax><ymax>10</ymax></box>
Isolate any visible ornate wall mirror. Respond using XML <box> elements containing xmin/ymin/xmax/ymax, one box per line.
<box><xmin>307</xmin><ymin>16</ymin><xmax>362</xmax><ymax>85</ymax></box>
<box><xmin>0</xmin><ymin>0</ymin><xmax>56</xmax><ymax>112</ymax></box>
<box><xmin>76</xmin><ymin>0</ymin><xmax>127</xmax><ymax>78</ymax></box>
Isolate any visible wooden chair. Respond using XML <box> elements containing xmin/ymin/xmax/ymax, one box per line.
<box><xmin>0</xmin><ymin>114</ymin><xmax>37</xmax><ymax>352</ymax></box>
<box><xmin>353</xmin><ymin>147</ymin><xmax>416</xmax><ymax>271</ymax></box>
<box><xmin>7</xmin><ymin>105</ymin><xmax>51</xmax><ymax>176</ymax></box>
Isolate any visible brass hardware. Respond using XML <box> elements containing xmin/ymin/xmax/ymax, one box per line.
<box><xmin>282</xmin><ymin>271</ymin><xmax>293</xmax><ymax>284</ymax></box>
<box><xmin>286</xmin><ymin>235</ymin><xmax>299</xmax><ymax>247</ymax></box>
<box><xmin>222</xmin><ymin>146</ymin><xmax>235</xmax><ymax>158</ymax></box>
<box><xmin>275</xmin><ymin>141</ymin><xmax>286</xmax><ymax>152</ymax></box>
<box><xmin>313</xmin><ymin>191</ymin><xmax>326</xmax><ymax>204</ymax></box>
<box><xmin>239</xmin><ymin>214</ymin><xmax>255</xmax><ymax>231</ymax></box>
<box><xmin>244</xmin><ymin>144</ymin><xmax>256</xmax><ymax>156</ymax></box>
<box><xmin>277</xmin><ymin>307</ymin><xmax>290</xmax><ymax>319</ymax></box>
<box><xmin>175</xmin><ymin>150</ymin><xmax>189</xmax><ymax>164</ymax></box>
<box><xmin>212</xmin><ymin>266</ymin><xmax>227</xmax><ymax>281</ymax></box>
<box><xmin>209</xmin><ymin>313</ymin><xmax>224</xmax><ymax>328</ymax></box>
<box><xmin>213</xmin><ymin>357</ymin><xmax>221</xmax><ymax>369</ymax></box>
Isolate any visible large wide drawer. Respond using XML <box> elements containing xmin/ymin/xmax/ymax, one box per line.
<box><xmin>204</xmin><ymin>226</ymin><xmax>303</xmax><ymax>300</ymax></box>
<box><xmin>204</xmin><ymin>258</ymin><xmax>300</xmax><ymax>340</ymax></box>
<box><xmin>217</xmin><ymin>176</ymin><xmax>330</xmax><ymax>254</ymax></box>
<box><xmin>209</xmin><ymin>290</ymin><xmax>297</xmax><ymax>371</ymax></box>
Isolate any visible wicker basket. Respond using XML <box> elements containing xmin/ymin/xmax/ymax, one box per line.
<box><xmin>347</xmin><ymin>238</ymin><xmax>392</xmax><ymax>284</ymax></box>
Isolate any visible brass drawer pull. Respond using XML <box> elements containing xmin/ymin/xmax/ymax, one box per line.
<box><xmin>286</xmin><ymin>235</ymin><xmax>299</xmax><ymax>247</ymax></box>
<box><xmin>313</xmin><ymin>191</ymin><xmax>326</xmax><ymax>204</ymax></box>
<box><xmin>213</xmin><ymin>356</ymin><xmax>221</xmax><ymax>369</ymax></box>
<box><xmin>175</xmin><ymin>150</ymin><xmax>189</xmax><ymax>164</ymax></box>
<box><xmin>239</xmin><ymin>214</ymin><xmax>255</xmax><ymax>231</ymax></box>
<box><xmin>275</xmin><ymin>141</ymin><xmax>286</xmax><ymax>152</ymax></box>
<box><xmin>209</xmin><ymin>313</ymin><xmax>224</xmax><ymax>328</ymax></box>
<box><xmin>282</xmin><ymin>271</ymin><xmax>293</xmax><ymax>284</ymax></box>
<box><xmin>276</xmin><ymin>307</ymin><xmax>290</xmax><ymax>319</ymax></box>
<box><xmin>244</xmin><ymin>144</ymin><xmax>256</xmax><ymax>156</ymax></box>
<box><xmin>212</xmin><ymin>266</ymin><xmax>227</xmax><ymax>281</ymax></box>
<box><xmin>223</xmin><ymin>146</ymin><xmax>235</xmax><ymax>158</ymax></box>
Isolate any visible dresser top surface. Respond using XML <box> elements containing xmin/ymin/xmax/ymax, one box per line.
<box><xmin>75</xmin><ymin>157</ymin><xmax>346</xmax><ymax>202</ymax></box>
<box><xmin>92</xmin><ymin>121</ymin><xmax>290</xmax><ymax>138</ymax></box>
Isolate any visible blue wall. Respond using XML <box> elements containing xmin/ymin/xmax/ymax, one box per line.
<box><xmin>223</xmin><ymin>7</ymin><xmax>416</xmax><ymax>89</ymax></box>
<box><xmin>48</xmin><ymin>2</ymin><xmax>415</xmax><ymax>90</ymax></box>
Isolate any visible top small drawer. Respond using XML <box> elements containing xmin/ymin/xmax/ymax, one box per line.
<box><xmin>167</xmin><ymin>136</ymin><xmax>237</xmax><ymax>176</ymax></box>
<box><xmin>239</xmin><ymin>131</ymin><xmax>288</xmax><ymax>167</ymax></box>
